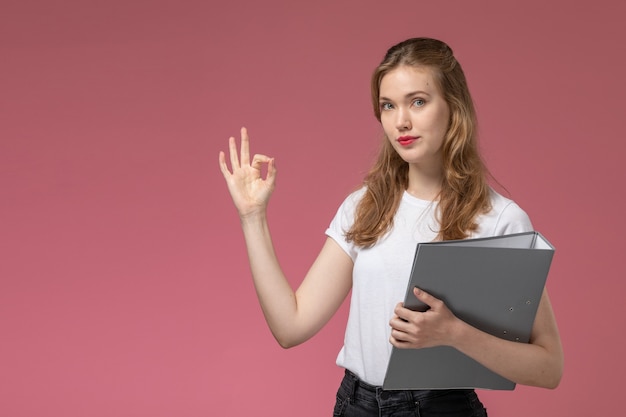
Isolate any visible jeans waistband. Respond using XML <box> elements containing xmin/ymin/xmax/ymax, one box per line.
<box><xmin>336</xmin><ymin>369</ymin><xmax>487</xmax><ymax>416</ymax></box>
<box><xmin>342</xmin><ymin>369</ymin><xmax>474</xmax><ymax>402</ymax></box>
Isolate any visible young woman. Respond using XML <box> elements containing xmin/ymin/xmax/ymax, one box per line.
<box><xmin>218</xmin><ymin>37</ymin><xmax>563</xmax><ymax>417</ymax></box>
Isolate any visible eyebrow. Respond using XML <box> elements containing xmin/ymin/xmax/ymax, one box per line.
<box><xmin>379</xmin><ymin>90</ymin><xmax>432</xmax><ymax>101</ymax></box>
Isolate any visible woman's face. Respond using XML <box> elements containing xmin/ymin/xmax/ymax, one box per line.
<box><xmin>378</xmin><ymin>65</ymin><xmax>450</xmax><ymax>169</ymax></box>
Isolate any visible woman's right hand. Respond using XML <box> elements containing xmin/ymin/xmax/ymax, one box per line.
<box><xmin>218</xmin><ymin>127</ymin><xmax>276</xmax><ymax>218</ymax></box>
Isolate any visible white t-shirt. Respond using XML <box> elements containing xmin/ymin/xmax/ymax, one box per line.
<box><xmin>325</xmin><ymin>188</ymin><xmax>534</xmax><ymax>386</ymax></box>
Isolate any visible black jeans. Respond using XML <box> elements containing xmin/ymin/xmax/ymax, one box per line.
<box><xmin>333</xmin><ymin>370</ymin><xmax>488</xmax><ymax>417</ymax></box>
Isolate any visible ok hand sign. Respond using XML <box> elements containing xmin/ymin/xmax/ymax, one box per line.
<box><xmin>219</xmin><ymin>127</ymin><xmax>277</xmax><ymax>218</ymax></box>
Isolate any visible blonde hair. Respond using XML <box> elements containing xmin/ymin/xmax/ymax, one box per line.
<box><xmin>346</xmin><ymin>38</ymin><xmax>491</xmax><ymax>247</ymax></box>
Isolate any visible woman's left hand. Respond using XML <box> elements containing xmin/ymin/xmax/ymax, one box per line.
<box><xmin>389</xmin><ymin>287</ymin><xmax>460</xmax><ymax>349</ymax></box>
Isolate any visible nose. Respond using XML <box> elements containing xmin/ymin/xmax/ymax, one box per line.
<box><xmin>395</xmin><ymin>108</ymin><xmax>411</xmax><ymax>131</ymax></box>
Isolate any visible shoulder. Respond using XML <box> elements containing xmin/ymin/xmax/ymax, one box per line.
<box><xmin>488</xmin><ymin>189</ymin><xmax>529</xmax><ymax>222</ymax></box>
<box><xmin>325</xmin><ymin>187</ymin><xmax>366</xmax><ymax>260</ymax></box>
<box><xmin>344</xmin><ymin>187</ymin><xmax>367</xmax><ymax>206</ymax></box>
<box><xmin>473</xmin><ymin>189</ymin><xmax>534</xmax><ymax>237</ymax></box>
<box><xmin>334</xmin><ymin>187</ymin><xmax>367</xmax><ymax>218</ymax></box>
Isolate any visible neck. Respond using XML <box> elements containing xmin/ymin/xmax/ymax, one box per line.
<box><xmin>406</xmin><ymin>163</ymin><xmax>443</xmax><ymax>201</ymax></box>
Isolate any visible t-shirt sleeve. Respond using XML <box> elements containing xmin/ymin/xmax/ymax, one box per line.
<box><xmin>325</xmin><ymin>189</ymin><xmax>364</xmax><ymax>261</ymax></box>
<box><xmin>494</xmin><ymin>200</ymin><xmax>534</xmax><ymax>235</ymax></box>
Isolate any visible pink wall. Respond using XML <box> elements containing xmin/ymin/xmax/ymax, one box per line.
<box><xmin>2</xmin><ymin>0</ymin><xmax>624</xmax><ymax>415</ymax></box>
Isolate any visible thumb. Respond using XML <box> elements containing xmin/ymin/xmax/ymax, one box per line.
<box><xmin>413</xmin><ymin>287</ymin><xmax>442</xmax><ymax>310</ymax></box>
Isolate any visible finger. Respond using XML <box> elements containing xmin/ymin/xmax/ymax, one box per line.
<box><xmin>228</xmin><ymin>136</ymin><xmax>240</xmax><ymax>170</ymax></box>
<box><xmin>250</xmin><ymin>154</ymin><xmax>272</xmax><ymax>171</ymax></box>
<box><xmin>390</xmin><ymin>315</ymin><xmax>410</xmax><ymax>331</ymax></box>
<box><xmin>390</xmin><ymin>334</ymin><xmax>407</xmax><ymax>348</ymax></box>
<box><xmin>394</xmin><ymin>302</ymin><xmax>408</xmax><ymax>317</ymax></box>
<box><xmin>266</xmin><ymin>157</ymin><xmax>277</xmax><ymax>183</ymax></box>
<box><xmin>240</xmin><ymin>127</ymin><xmax>250</xmax><ymax>166</ymax></box>
<box><xmin>393</xmin><ymin>304</ymin><xmax>412</xmax><ymax>323</ymax></box>
<box><xmin>390</xmin><ymin>330</ymin><xmax>403</xmax><ymax>344</ymax></box>
<box><xmin>218</xmin><ymin>151</ymin><xmax>231</xmax><ymax>178</ymax></box>
<box><xmin>390</xmin><ymin>328</ymin><xmax>412</xmax><ymax>346</ymax></box>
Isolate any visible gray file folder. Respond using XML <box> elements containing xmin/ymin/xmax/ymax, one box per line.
<box><xmin>383</xmin><ymin>231</ymin><xmax>555</xmax><ymax>391</ymax></box>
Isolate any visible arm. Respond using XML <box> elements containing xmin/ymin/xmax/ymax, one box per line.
<box><xmin>219</xmin><ymin>128</ymin><xmax>353</xmax><ymax>348</ymax></box>
<box><xmin>389</xmin><ymin>287</ymin><xmax>563</xmax><ymax>389</ymax></box>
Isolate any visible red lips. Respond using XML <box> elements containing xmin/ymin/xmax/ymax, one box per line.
<box><xmin>397</xmin><ymin>136</ymin><xmax>418</xmax><ymax>146</ymax></box>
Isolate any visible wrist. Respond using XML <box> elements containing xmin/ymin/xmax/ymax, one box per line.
<box><xmin>448</xmin><ymin>316</ymin><xmax>471</xmax><ymax>349</ymax></box>
<box><xmin>239</xmin><ymin>209</ymin><xmax>268</xmax><ymax>225</ymax></box>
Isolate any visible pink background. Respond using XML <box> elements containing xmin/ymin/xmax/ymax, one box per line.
<box><xmin>2</xmin><ymin>0</ymin><xmax>624</xmax><ymax>415</ymax></box>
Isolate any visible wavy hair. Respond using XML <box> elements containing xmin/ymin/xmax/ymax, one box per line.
<box><xmin>345</xmin><ymin>38</ymin><xmax>491</xmax><ymax>247</ymax></box>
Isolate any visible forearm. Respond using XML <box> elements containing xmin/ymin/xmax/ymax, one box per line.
<box><xmin>240</xmin><ymin>212</ymin><xmax>305</xmax><ymax>347</ymax></box>
<box><xmin>452</xmin><ymin>319</ymin><xmax>563</xmax><ymax>388</ymax></box>
<box><xmin>393</xmin><ymin>288</ymin><xmax>563</xmax><ymax>388</ymax></box>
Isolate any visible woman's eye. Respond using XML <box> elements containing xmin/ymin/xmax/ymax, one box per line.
<box><xmin>380</xmin><ymin>102</ymin><xmax>393</xmax><ymax>111</ymax></box>
<box><xmin>413</xmin><ymin>99</ymin><xmax>425</xmax><ymax>107</ymax></box>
